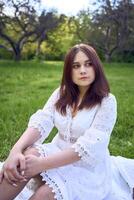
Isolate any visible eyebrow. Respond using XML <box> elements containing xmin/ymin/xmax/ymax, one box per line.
<box><xmin>73</xmin><ymin>59</ymin><xmax>91</xmax><ymax>64</ymax></box>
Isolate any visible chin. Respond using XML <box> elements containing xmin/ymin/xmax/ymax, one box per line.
<box><xmin>78</xmin><ymin>84</ymin><xmax>91</xmax><ymax>87</ymax></box>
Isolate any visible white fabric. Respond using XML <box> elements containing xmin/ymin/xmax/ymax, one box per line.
<box><xmin>0</xmin><ymin>88</ymin><xmax>134</xmax><ymax>200</ymax></box>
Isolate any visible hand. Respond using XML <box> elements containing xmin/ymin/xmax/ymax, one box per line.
<box><xmin>0</xmin><ymin>151</ymin><xmax>26</xmax><ymax>185</ymax></box>
<box><xmin>24</xmin><ymin>155</ymin><xmax>44</xmax><ymax>178</ymax></box>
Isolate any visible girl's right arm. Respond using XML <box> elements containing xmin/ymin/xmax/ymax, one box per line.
<box><xmin>0</xmin><ymin>87</ymin><xmax>60</xmax><ymax>184</ymax></box>
<box><xmin>11</xmin><ymin>127</ymin><xmax>41</xmax><ymax>153</ymax></box>
<box><xmin>0</xmin><ymin>127</ymin><xmax>40</xmax><ymax>185</ymax></box>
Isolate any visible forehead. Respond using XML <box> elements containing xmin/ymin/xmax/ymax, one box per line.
<box><xmin>73</xmin><ymin>50</ymin><xmax>90</xmax><ymax>62</ymax></box>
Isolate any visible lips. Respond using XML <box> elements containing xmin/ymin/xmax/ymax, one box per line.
<box><xmin>79</xmin><ymin>77</ymin><xmax>88</xmax><ymax>80</ymax></box>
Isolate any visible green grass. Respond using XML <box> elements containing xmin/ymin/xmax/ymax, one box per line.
<box><xmin>0</xmin><ymin>60</ymin><xmax>134</xmax><ymax>160</ymax></box>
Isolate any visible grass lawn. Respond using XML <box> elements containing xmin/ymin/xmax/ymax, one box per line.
<box><xmin>0</xmin><ymin>60</ymin><xmax>134</xmax><ymax>160</ymax></box>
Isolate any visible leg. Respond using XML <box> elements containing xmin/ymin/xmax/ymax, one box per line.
<box><xmin>0</xmin><ymin>147</ymin><xmax>41</xmax><ymax>200</ymax></box>
<box><xmin>23</xmin><ymin>147</ymin><xmax>45</xmax><ymax>189</ymax></box>
<box><xmin>29</xmin><ymin>184</ymin><xmax>55</xmax><ymax>200</ymax></box>
<box><xmin>0</xmin><ymin>177</ymin><xmax>29</xmax><ymax>200</ymax></box>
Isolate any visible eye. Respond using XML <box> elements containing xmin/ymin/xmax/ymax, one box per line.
<box><xmin>85</xmin><ymin>62</ymin><xmax>92</xmax><ymax>67</ymax></box>
<box><xmin>72</xmin><ymin>64</ymin><xmax>80</xmax><ymax>69</ymax></box>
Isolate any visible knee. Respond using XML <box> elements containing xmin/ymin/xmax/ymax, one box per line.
<box><xmin>23</xmin><ymin>147</ymin><xmax>40</xmax><ymax>157</ymax></box>
<box><xmin>31</xmin><ymin>185</ymin><xmax>55</xmax><ymax>200</ymax></box>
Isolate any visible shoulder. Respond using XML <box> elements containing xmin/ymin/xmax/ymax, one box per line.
<box><xmin>43</xmin><ymin>87</ymin><xmax>60</xmax><ymax>107</ymax></box>
<box><xmin>51</xmin><ymin>86</ymin><xmax>60</xmax><ymax>97</ymax></box>
<box><xmin>100</xmin><ymin>93</ymin><xmax>117</xmax><ymax>108</ymax></box>
<box><xmin>103</xmin><ymin>93</ymin><xmax>116</xmax><ymax>102</ymax></box>
<box><xmin>47</xmin><ymin>87</ymin><xmax>60</xmax><ymax>103</ymax></box>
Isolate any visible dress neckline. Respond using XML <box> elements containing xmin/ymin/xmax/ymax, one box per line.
<box><xmin>70</xmin><ymin>106</ymin><xmax>81</xmax><ymax>119</ymax></box>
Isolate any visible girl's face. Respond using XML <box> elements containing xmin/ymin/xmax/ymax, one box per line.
<box><xmin>72</xmin><ymin>51</ymin><xmax>95</xmax><ymax>92</ymax></box>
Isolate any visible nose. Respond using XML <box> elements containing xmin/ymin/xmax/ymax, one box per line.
<box><xmin>80</xmin><ymin>65</ymin><xmax>86</xmax><ymax>74</ymax></box>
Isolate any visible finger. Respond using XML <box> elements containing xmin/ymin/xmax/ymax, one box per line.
<box><xmin>11</xmin><ymin>167</ymin><xmax>24</xmax><ymax>181</ymax></box>
<box><xmin>24</xmin><ymin>173</ymin><xmax>30</xmax><ymax>179</ymax></box>
<box><xmin>23</xmin><ymin>167</ymin><xmax>30</xmax><ymax>178</ymax></box>
<box><xmin>5</xmin><ymin>165</ymin><xmax>24</xmax><ymax>182</ymax></box>
<box><xmin>0</xmin><ymin>169</ymin><xmax>4</xmax><ymax>183</ymax></box>
<box><xmin>25</xmin><ymin>155</ymin><xmax>31</xmax><ymax>160</ymax></box>
<box><xmin>4</xmin><ymin>169</ymin><xmax>19</xmax><ymax>183</ymax></box>
<box><xmin>4</xmin><ymin>171</ymin><xmax>15</xmax><ymax>185</ymax></box>
<box><xmin>19</xmin><ymin>156</ymin><xmax>26</xmax><ymax>175</ymax></box>
<box><xmin>4</xmin><ymin>171</ymin><xmax>19</xmax><ymax>187</ymax></box>
<box><xmin>12</xmin><ymin>183</ymin><xmax>18</xmax><ymax>187</ymax></box>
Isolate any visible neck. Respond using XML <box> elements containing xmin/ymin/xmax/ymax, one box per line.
<box><xmin>79</xmin><ymin>86</ymin><xmax>89</xmax><ymax>99</ymax></box>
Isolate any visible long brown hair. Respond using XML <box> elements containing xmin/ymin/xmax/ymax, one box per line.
<box><xmin>55</xmin><ymin>43</ymin><xmax>110</xmax><ymax>115</ymax></box>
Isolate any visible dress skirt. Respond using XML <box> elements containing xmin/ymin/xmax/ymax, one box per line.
<box><xmin>0</xmin><ymin>138</ymin><xmax>134</xmax><ymax>200</ymax></box>
<box><xmin>12</xmin><ymin>136</ymin><xmax>134</xmax><ymax>200</ymax></box>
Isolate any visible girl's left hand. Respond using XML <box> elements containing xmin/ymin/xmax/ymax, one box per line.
<box><xmin>24</xmin><ymin>155</ymin><xmax>44</xmax><ymax>178</ymax></box>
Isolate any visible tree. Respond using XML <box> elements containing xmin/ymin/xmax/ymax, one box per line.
<box><xmin>92</xmin><ymin>0</ymin><xmax>134</xmax><ymax>62</ymax></box>
<box><xmin>35</xmin><ymin>11</ymin><xmax>63</xmax><ymax>59</ymax></box>
<box><xmin>43</xmin><ymin>14</ymin><xmax>75</xmax><ymax>60</ymax></box>
<box><xmin>66</xmin><ymin>0</ymin><xmax>134</xmax><ymax>62</ymax></box>
<box><xmin>68</xmin><ymin>9</ymin><xmax>92</xmax><ymax>44</ymax></box>
<box><xmin>0</xmin><ymin>0</ymin><xmax>38</xmax><ymax>60</ymax></box>
<box><xmin>0</xmin><ymin>0</ymin><xmax>61</xmax><ymax>60</ymax></box>
<box><xmin>116</xmin><ymin>0</ymin><xmax>134</xmax><ymax>61</ymax></box>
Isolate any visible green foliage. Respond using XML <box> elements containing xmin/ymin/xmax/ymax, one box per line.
<box><xmin>0</xmin><ymin>39</ymin><xmax>13</xmax><ymax>59</ymax></box>
<box><xmin>22</xmin><ymin>42</ymin><xmax>37</xmax><ymax>60</ymax></box>
<box><xmin>0</xmin><ymin>61</ymin><xmax>134</xmax><ymax>160</ymax></box>
<box><xmin>0</xmin><ymin>1</ymin><xmax>61</xmax><ymax>61</ymax></box>
<box><xmin>0</xmin><ymin>48</ymin><xmax>13</xmax><ymax>60</ymax></box>
<box><xmin>41</xmin><ymin>16</ymin><xmax>75</xmax><ymax>60</ymax></box>
<box><xmin>112</xmin><ymin>50</ymin><xmax>134</xmax><ymax>63</ymax></box>
<box><xmin>68</xmin><ymin>9</ymin><xmax>92</xmax><ymax>44</ymax></box>
<box><xmin>0</xmin><ymin>1</ymin><xmax>134</xmax><ymax>62</ymax></box>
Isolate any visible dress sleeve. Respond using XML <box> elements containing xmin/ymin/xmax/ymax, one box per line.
<box><xmin>72</xmin><ymin>94</ymin><xmax>117</xmax><ymax>167</ymax></box>
<box><xmin>27</xmin><ymin>87</ymin><xmax>60</xmax><ymax>143</ymax></box>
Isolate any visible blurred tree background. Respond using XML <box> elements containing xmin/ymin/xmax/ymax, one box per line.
<box><xmin>0</xmin><ymin>0</ymin><xmax>134</xmax><ymax>62</ymax></box>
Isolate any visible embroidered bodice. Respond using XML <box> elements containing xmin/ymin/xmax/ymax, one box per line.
<box><xmin>28</xmin><ymin>87</ymin><xmax>117</xmax><ymax>166</ymax></box>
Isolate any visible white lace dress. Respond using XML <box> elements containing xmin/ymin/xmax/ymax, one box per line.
<box><xmin>0</xmin><ymin>88</ymin><xmax>134</xmax><ymax>200</ymax></box>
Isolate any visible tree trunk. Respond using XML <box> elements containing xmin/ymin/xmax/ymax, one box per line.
<box><xmin>14</xmin><ymin>45</ymin><xmax>21</xmax><ymax>61</ymax></box>
<box><xmin>0</xmin><ymin>33</ymin><xmax>22</xmax><ymax>61</ymax></box>
<box><xmin>36</xmin><ymin>38</ymin><xmax>43</xmax><ymax>58</ymax></box>
<box><xmin>104</xmin><ymin>52</ymin><xmax>111</xmax><ymax>62</ymax></box>
<box><xmin>14</xmin><ymin>52</ymin><xmax>21</xmax><ymax>61</ymax></box>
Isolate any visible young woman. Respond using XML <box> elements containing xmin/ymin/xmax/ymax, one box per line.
<box><xmin>0</xmin><ymin>44</ymin><xmax>133</xmax><ymax>200</ymax></box>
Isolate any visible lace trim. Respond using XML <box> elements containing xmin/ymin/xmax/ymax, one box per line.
<box><xmin>26</xmin><ymin>143</ymin><xmax>64</xmax><ymax>199</ymax></box>
<box><xmin>72</xmin><ymin>143</ymin><xmax>97</xmax><ymax>167</ymax></box>
<box><xmin>41</xmin><ymin>172</ymin><xmax>64</xmax><ymax>200</ymax></box>
<box><xmin>28</xmin><ymin>123</ymin><xmax>46</xmax><ymax>143</ymax></box>
<box><xmin>93</xmin><ymin>124</ymin><xmax>111</xmax><ymax>135</ymax></box>
<box><xmin>32</xmin><ymin>143</ymin><xmax>46</xmax><ymax>157</ymax></box>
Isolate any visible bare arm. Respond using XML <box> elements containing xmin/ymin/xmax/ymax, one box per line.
<box><xmin>24</xmin><ymin>148</ymin><xmax>80</xmax><ymax>178</ymax></box>
<box><xmin>11</xmin><ymin>127</ymin><xmax>41</xmax><ymax>153</ymax></box>
<box><xmin>0</xmin><ymin>88</ymin><xmax>59</xmax><ymax>184</ymax></box>
<box><xmin>0</xmin><ymin>127</ymin><xmax>41</xmax><ymax>184</ymax></box>
<box><xmin>42</xmin><ymin>148</ymin><xmax>80</xmax><ymax>169</ymax></box>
